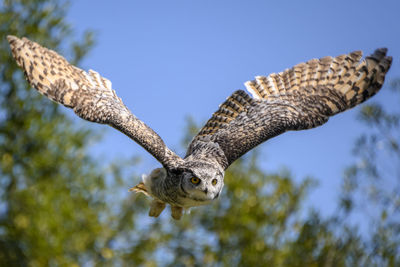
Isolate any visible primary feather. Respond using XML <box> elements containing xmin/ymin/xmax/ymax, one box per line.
<box><xmin>7</xmin><ymin>35</ymin><xmax>183</xmax><ymax>170</ymax></box>
<box><xmin>187</xmin><ymin>48</ymin><xmax>392</xmax><ymax>168</ymax></box>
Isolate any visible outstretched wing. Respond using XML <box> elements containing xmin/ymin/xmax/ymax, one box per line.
<box><xmin>8</xmin><ymin>35</ymin><xmax>183</xmax><ymax>169</ymax></box>
<box><xmin>187</xmin><ymin>49</ymin><xmax>392</xmax><ymax>169</ymax></box>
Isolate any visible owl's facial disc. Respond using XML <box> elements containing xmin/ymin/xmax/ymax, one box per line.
<box><xmin>180</xmin><ymin>171</ymin><xmax>223</xmax><ymax>204</ymax></box>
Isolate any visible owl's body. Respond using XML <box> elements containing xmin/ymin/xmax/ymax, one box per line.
<box><xmin>8</xmin><ymin>35</ymin><xmax>392</xmax><ymax>219</ymax></box>
<box><xmin>133</xmin><ymin>160</ymin><xmax>224</xmax><ymax>219</ymax></box>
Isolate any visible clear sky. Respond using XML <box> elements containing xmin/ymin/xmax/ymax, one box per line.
<box><xmin>66</xmin><ymin>0</ymin><xmax>400</xmax><ymax>217</ymax></box>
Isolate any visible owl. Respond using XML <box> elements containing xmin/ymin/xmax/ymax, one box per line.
<box><xmin>8</xmin><ymin>36</ymin><xmax>392</xmax><ymax>220</ymax></box>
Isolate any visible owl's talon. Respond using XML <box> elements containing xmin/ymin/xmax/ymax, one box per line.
<box><xmin>171</xmin><ymin>206</ymin><xmax>183</xmax><ymax>220</ymax></box>
<box><xmin>148</xmin><ymin>199</ymin><xmax>166</xmax><ymax>217</ymax></box>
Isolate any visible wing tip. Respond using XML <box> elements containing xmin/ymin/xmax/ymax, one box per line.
<box><xmin>342</xmin><ymin>47</ymin><xmax>391</xmax><ymax>109</ymax></box>
<box><xmin>7</xmin><ymin>35</ymin><xmax>18</xmax><ymax>43</ymax></box>
<box><xmin>7</xmin><ymin>35</ymin><xmax>24</xmax><ymax>52</ymax></box>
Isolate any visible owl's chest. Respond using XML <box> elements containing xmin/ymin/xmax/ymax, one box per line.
<box><xmin>176</xmin><ymin>194</ymin><xmax>213</xmax><ymax>208</ymax></box>
<box><xmin>157</xmin><ymin>187</ymin><xmax>212</xmax><ymax>208</ymax></box>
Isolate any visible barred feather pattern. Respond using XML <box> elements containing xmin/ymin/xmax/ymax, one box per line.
<box><xmin>7</xmin><ymin>35</ymin><xmax>183</xmax><ymax>169</ymax></box>
<box><xmin>188</xmin><ymin>49</ymin><xmax>392</xmax><ymax>168</ymax></box>
<box><xmin>196</xmin><ymin>90</ymin><xmax>254</xmax><ymax>137</ymax></box>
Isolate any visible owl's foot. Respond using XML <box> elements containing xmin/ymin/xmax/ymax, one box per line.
<box><xmin>129</xmin><ymin>182</ymin><xmax>149</xmax><ymax>196</ymax></box>
<box><xmin>171</xmin><ymin>206</ymin><xmax>183</xmax><ymax>220</ymax></box>
<box><xmin>148</xmin><ymin>199</ymin><xmax>166</xmax><ymax>217</ymax></box>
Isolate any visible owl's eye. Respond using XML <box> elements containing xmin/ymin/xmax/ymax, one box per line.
<box><xmin>212</xmin><ymin>179</ymin><xmax>218</xmax><ymax>185</ymax></box>
<box><xmin>190</xmin><ymin>177</ymin><xmax>200</xmax><ymax>185</ymax></box>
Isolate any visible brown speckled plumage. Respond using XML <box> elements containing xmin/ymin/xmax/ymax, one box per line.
<box><xmin>8</xmin><ymin>35</ymin><xmax>392</xmax><ymax>219</ymax></box>
<box><xmin>7</xmin><ymin>35</ymin><xmax>183</xmax><ymax>170</ymax></box>
<box><xmin>187</xmin><ymin>48</ymin><xmax>392</xmax><ymax>168</ymax></box>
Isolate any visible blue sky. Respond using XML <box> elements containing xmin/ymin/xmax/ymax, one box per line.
<box><xmin>67</xmin><ymin>0</ymin><xmax>400</xmax><ymax>217</ymax></box>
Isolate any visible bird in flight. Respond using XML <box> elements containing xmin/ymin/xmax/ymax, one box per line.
<box><xmin>8</xmin><ymin>35</ymin><xmax>392</xmax><ymax>220</ymax></box>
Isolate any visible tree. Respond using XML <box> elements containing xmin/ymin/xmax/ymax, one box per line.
<box><xmin>1</xmin><ymin>1</ymin><xmax>399</xmax><ymax>266</ymax></box>
<box><xmin>339</xmin><ymin>80</ymin><xmax>400</xmax><ymax>266</ymax></box>
<box><xmin>0</xmin><ymin>0</ymin><xmax>115</xmax><ymax>265</ymax></box>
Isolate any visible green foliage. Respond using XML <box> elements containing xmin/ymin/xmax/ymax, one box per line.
<box><xmin>1</xmin><ymin>1</ymin><xmax>399</xmax><ymax>266</ymax></box>
<box><xmin>0</xmin><ymin>0</ymin><xmax>114</xmax><ymax>265</ymax></box>
<box><xmin>340</xmin><ymin>81</ymin><xmax>400</xmax><ymax>266</ymax></box>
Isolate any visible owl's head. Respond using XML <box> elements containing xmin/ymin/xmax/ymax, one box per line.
<box><xmin>172</xmin><ymin>161</ymin><xmax>224</xmax><ymax>207</ymax></box>
<box><xmin>137</xmin><ymin>161</ymin><xmax>224</xmax><ymax>210</ymax></box>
